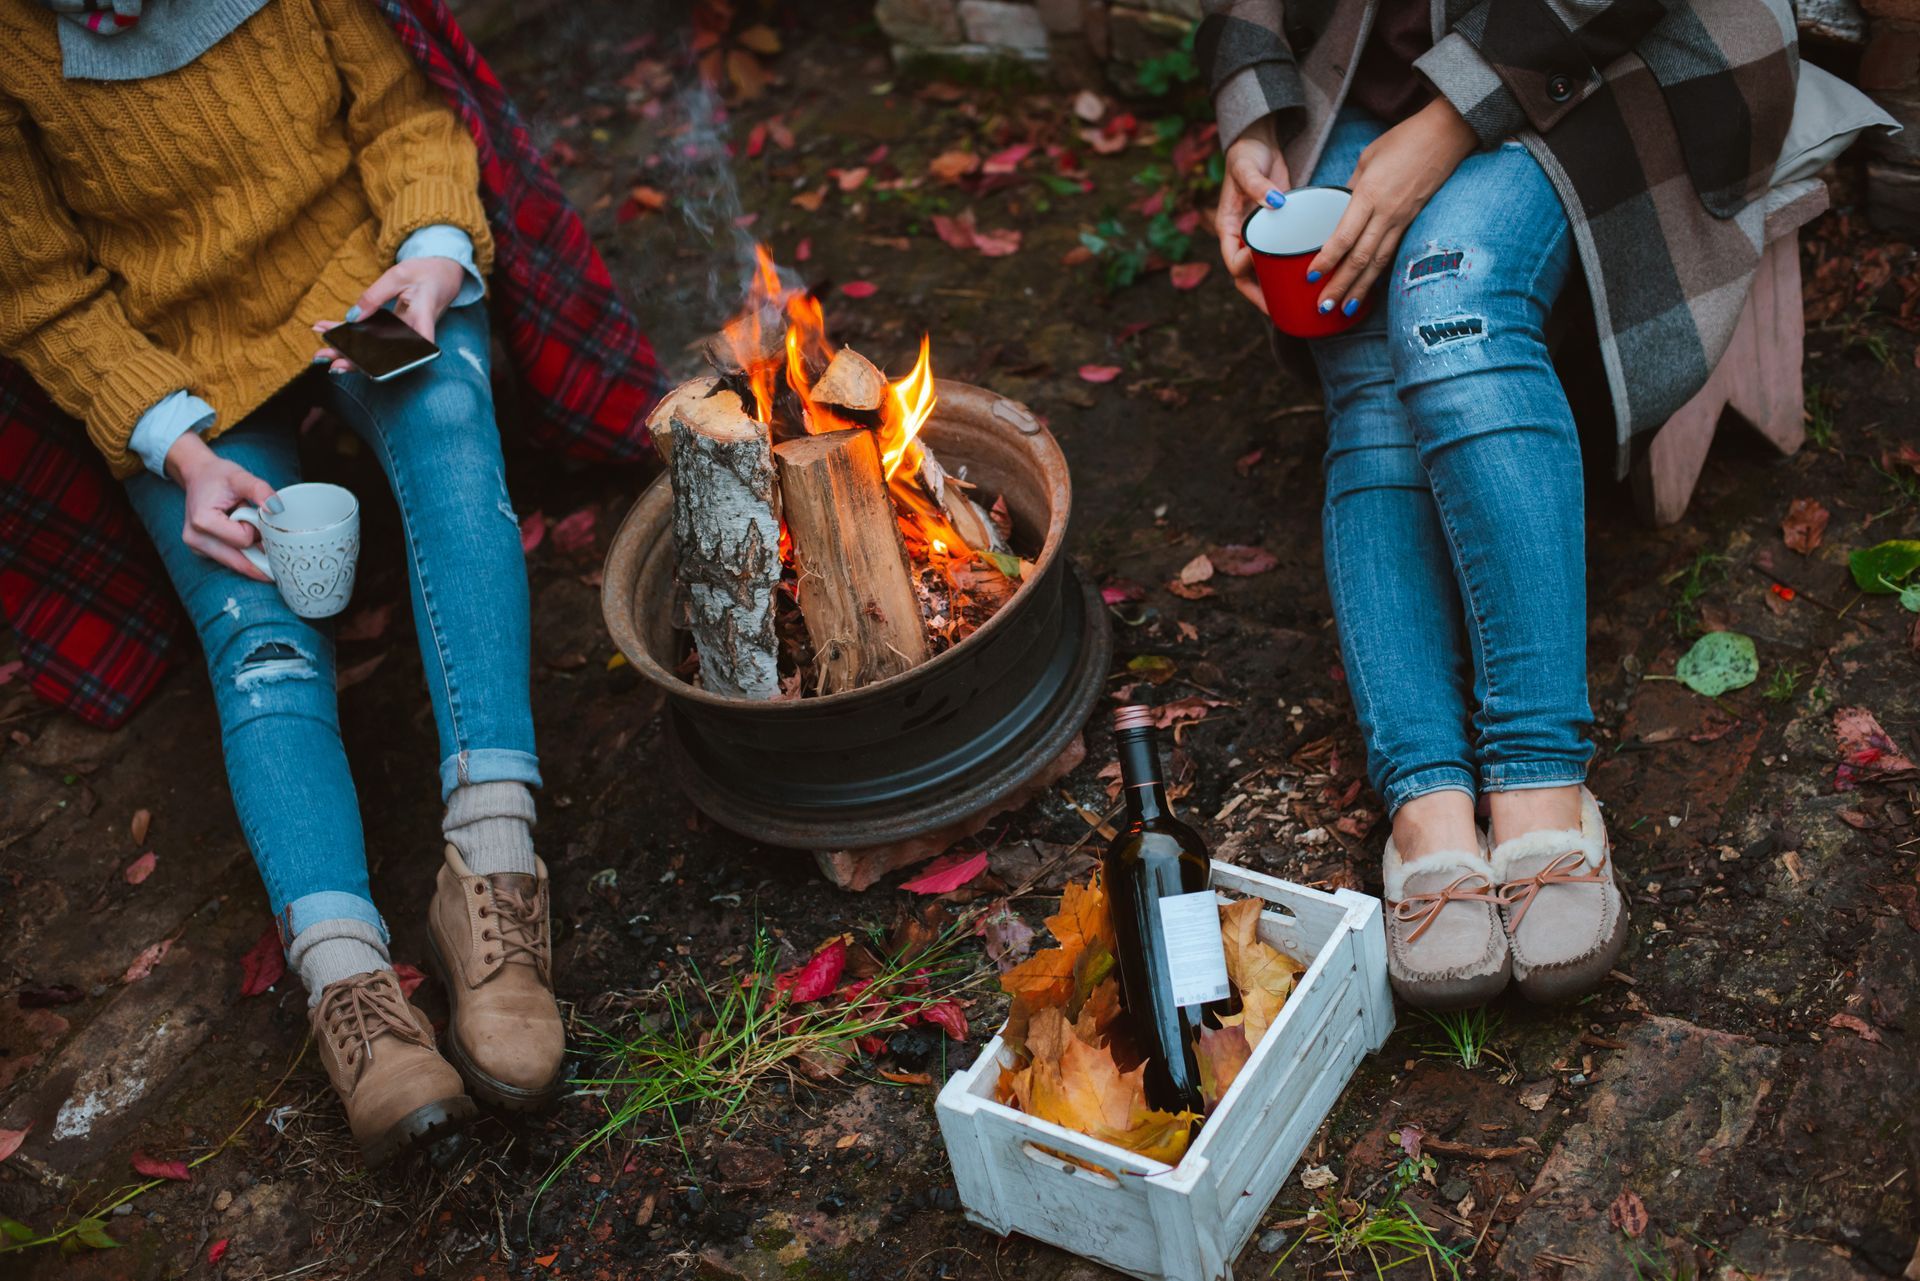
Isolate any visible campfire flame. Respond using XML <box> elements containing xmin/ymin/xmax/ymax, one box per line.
<box><xmin>724</xmin><ymin>247</ymin><xmax>967</xmax><ymax>556</ymax></box>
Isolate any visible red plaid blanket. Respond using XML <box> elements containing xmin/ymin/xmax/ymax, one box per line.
<box><xmin>0</xmin><ymin>0</ymin><xmax>662</xmax><ymax>730</ymax></box>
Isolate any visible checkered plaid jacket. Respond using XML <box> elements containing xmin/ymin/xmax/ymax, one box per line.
<box><xmin>1200</xmin><ymin>0</ymin><xmax>1813</xmax><ymax>473</ymax></box>
<box><xmin>0</xmin><ymin>0</ymin><xmax>663</xmax><ymax>730</ymax></box>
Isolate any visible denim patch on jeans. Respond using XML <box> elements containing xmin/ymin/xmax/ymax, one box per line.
<box><xmin>1305</xmin><ymin>111</ymin><xmax>1595</xmax><ymax>816</ymax></box>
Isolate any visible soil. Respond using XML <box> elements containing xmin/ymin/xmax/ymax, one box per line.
<box><xmin>3</xmin><ymin>4</ymin><xmax>1917</xmax><ymax>1279</ymax></box>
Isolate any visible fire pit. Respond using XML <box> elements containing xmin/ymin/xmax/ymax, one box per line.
<box><xmin>601</xmin><ymin>378</ymin><xmax>1109</xmax><ymax>860</ymax></box>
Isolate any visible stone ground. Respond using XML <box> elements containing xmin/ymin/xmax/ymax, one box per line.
<box><xmin>3</xmin><ymin>3</ymin><xmax>1919</xmax><ymax>1279</ymax></box>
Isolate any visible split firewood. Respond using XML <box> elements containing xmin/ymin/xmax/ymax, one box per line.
<box><xmin>702</xmin><ymin>303</ymin><xmax>786</xmax><ymax>378</ymax></box>
<box><xmin>810</xmin><ymin>346</ymin><xmax>887</xmax><ymax>415</ymax></box>
<box><xmin>666</xmin><ymin>385</ymin><xmax>782</xmax><ymax>699</ymax></box>
<box><xmin>646</xmin><ymin>376</ymin><xmax>726</xmax><ymax>467</ymax></box>
<box><xmin>915</xmin><ymin>446</ymin><xmax>1011</xmax><ymax>556</ymax></box>
<box><xmin>773</xmin><ymin>428</ymin><xmax>928</xmax><ymax>694</ymax></box>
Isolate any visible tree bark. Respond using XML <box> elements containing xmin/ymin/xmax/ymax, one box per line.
<box><xmin>773</xmin><ymin>428</ymin><xmax>928</xmax><ymax>694</ymax></box>
<box><xmin>668</xmin><ymin>386</ymin><xmax>783</xmax><ymax>699</ymax></box>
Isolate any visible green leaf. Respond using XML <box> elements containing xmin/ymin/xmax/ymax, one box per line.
<box><xmin>71</xmin><ymin>1219</ymin><xmax>118</xmax><ymax>1251</ymax></box>
<box><xmin>1037</xmin><ymin>174</ymin><xmax>1082</xmax><ymax>196</ymax></box>
<box><xmin>978</xmin><ymin>550</ymin><xmax>1022</xmax><ymax>581</ymax></box>
<box><xmin>0</xmin><ymin>1216</ymin><xmax>37</xmax><ymax>1243</ymax></box>
<box><xmin>1847</xmin><ymin>539</ymin><xmax>1920</xmax><ymax>593</ymax></box>
<box><xmin>1900</xmin><ymin>583</ymin><xmax>1920</xmax><ymax>614</ymax></box>
<box><xmin>1674</xmin><ymin>631</ymin><xmax>1759</xmax><ymax>697</ymax></box>
<box><xmin>1127</xmin><ymin>654</ymin><xmax>1176</xmax><ymax>684</ymax></box>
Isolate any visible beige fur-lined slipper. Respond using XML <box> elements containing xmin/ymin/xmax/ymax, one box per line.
<box><xmin>1383</xmin><ymin>832</ymin><xmax>1511</xmax><ymax>1010</ymax></box>
<box><xmin>1490</xmin><ymin>788</ymin><xmax>1628</xmax><ymax>1003</ymax></box>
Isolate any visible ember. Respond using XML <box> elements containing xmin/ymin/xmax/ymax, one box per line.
<box><xmin>657</xmin><ymin>247</ymin><xmax>1028</xmax><ymax>700</ymax></box>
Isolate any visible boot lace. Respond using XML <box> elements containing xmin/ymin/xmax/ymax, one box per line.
<box><xmin>318</xmin><ymin>971</ymin><xmax>429</xmax><ymax>1081</ymax></box>
<box><xmin>1498</xmin><ymin>850</ymin><xmax>1610</xmax><ymax>934</ymax></box>
<box><xmin>476</xmin><ymin>877</ymin><xmax>551</xmax><ymax>983</ymax></box>
<box><xmin>1389</xmin><ymin>872</ymin><xmax>1505</xmax><ymax>945</ymax></box>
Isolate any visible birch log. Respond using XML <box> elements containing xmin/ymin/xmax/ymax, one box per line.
<box><xmin>773</xmin><ymin>429</ymin><xmax>928</xmax><ymax>693</ymax></box>
<box><xmin>667</xmin><ymin>386</ymin><xmax>783</xmax><ymax>699</ymax></box>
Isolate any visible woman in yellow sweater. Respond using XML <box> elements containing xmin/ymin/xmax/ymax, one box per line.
<box><xmin>0</xmin><ymin>0</ymin><xmax>566</xmax><ymax>1166</ymax></box>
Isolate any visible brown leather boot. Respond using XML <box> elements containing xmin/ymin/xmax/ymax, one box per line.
<box><xmin>310</xmin><ymin>970</ymin><xmax>475</xmax><ymax>1167</ymax></box>
<box><xmin>426</xmin><ymin>846</ymin><xmax>565</xmax><ymax>1110</ymax></box>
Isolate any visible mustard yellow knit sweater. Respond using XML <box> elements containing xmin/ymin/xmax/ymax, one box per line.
<box><xmin>0</xmin><ymin>0</ymin><xmax>496</xmax><ymax>478</ymax></box>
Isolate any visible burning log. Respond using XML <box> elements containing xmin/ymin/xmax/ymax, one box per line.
<box><xmin>915</xmin><ymin>448</ymin><xmax>1012</xmax><ymax>555</ymax></box>
<box><xmin>646</xmin><ymin>376</ymin><xmax>725</xmax><ymax>466</ymax></box>
<box><xmin>702</xmin><ymin>303</ymin><xmax>786</xmax><ymax>378</ymax></box>
<box><xmin>665</xmin><ymin>385</ymin><xmax>782</xmax><ymax>699</ymax></box>
<box><xmin>810</xmin><ymin>346</ymin><xmax>887</xmax><ymax>416</ymax></box>
<box><xmin>773</xmin><ymin>428</ymin><xmax>928</xmax><ymax>693</ymax></box>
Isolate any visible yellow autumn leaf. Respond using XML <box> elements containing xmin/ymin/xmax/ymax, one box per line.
<box><xmin>1219</xmin><ymin>897</ymin><xmax>1303</xmax><ymax>1045</ymax></box>
<box><xmin>1195</xmin><ymin>1023</ymin><xmax>1252</xmax><ymax>1110</ymax></box>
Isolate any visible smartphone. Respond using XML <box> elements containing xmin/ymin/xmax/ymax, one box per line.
<box><xmin>326</xmin><ymin>309</ymin><xmax>441</xmax><ymax>381</ymax></box>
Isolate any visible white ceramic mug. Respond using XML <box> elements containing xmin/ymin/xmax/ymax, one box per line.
<box><xmin>233</xmin><ymin>483</ymin><xmax>361</xmax><ymax>619</ymax></box>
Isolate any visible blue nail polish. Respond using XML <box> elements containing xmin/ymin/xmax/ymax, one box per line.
<box><xmin>1342</xmin><ymin>298</ymin><xmax>1359</xmax><ymax>317</ymax></box>
<box><xmin>1264</xmin><ymin>189</ymin><xmax>1286</xmax><ymax>209</ymax></box>
<box><xmin>1318</xmin><ymin>299</ymin><xmax>1334</xmax><ymax>314</ymax></box>
<box><xmin>344</xmin><ymin>305</ymin><xmax>362</xmax><ymax>323</ymax></box>
<box><xmin>1306</xmin><ymin>270</ymin><xmax>1322</xmax><ymax>283</ymax></box>
<box><xmin>265</xmin><ymin>496</ymin><xmax>286</xmax><ymax>515</ymax></box>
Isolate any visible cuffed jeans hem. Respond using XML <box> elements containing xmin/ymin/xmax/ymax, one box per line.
<box><xmin>1481</xmin><ymin>762</ymin><xmax>1588</xmax><ymax>792</ymax></box>
<box><xmin>279</xmin><ymin>890</ymin><xmax>388</xmax><ymax>948</ymax></box>
<box><xmin>439</xmin><ymin>748</ymin><xmax>543</xmax><ymax>800</ymax></box>
<box><xmin>1382</xmin><ymin>766</ymin><xmax>1478</xmax><ymax>818</ymax></box>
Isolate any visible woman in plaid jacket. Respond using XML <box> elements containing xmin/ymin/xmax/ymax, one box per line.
<box><xmin>0</xmin><ymin>0</ymin><xmax>654</xmax><ymax>1166</ymax></box>
<box><xmin>1202</xmin><ymin>0</ymin><xmax>1818</xmax><ymax>1009</ymax></box>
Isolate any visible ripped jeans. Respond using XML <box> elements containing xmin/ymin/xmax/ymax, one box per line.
<box><xmin>124</xmin><ymin>303</ymin><xmax>539</xmax><ymax>943</ymax></box>
<box><xmin>1306</xmin><ymin>109</ymin><xmax>1593</xmax><ymax>816</ymax></box>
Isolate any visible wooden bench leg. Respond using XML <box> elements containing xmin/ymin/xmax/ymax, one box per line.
<box><xmin>1631</xmin><ymin>231</ymin><xmax>1806</xmax><ymax>527</ymax></box>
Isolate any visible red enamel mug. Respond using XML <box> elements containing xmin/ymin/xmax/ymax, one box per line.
<box><xmin>1241</xmin><ymin>186</ymin><xmax>1373</xmax><ymax>339</ymax></box>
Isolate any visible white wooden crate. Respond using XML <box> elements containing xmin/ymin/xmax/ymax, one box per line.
<box><xmin>935</xmin><ymin>862</ymin><xmax>1393</xmax><ymax>1281</ymax></box>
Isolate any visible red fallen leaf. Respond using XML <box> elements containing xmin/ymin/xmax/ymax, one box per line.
<box><xmin>865</xmin><ymin>143</ymin><xmax>891</xmax><ymax>165</ymax></box>
<box><xmin>393</xmin><ymin>963</ymin><xmax>427</xmax><ymax>999</ymax></box>
<box><xmin>1608</xmin><ymin>1187</ymin><xmax>1648</xmax><ymax>1238</ymax></box>
<box><xmin>1173</xmin><ymin>209</ymin><xmax>1202</xmax><ymax>236</ymax></box>
<box><xmin>1882</xmin><ymin>441</ymin><xmax>1920</xmax><ymax>475</ymax></box>
<box><xmin>0</xmin><ymin>1125</ymin><xmax>28</xmax><ymax>1162</ymax></box>
<box><xmin>131</xmin><ymin>1150</ymin><xmax>191</xmax><ymax>1182</ymax></box>
<box><xmin>1828</xmin><ymin>1012</ymin><xmax>1882</xmax><ymax>1043</ymax></box>
<box><xmin>1169</xmin><ymin>262</ymin><xmax>1211</xmax><ymax>290</ymax></box>
<box><xmin>795</xmin><ymin>237</ymin><xmax>812</xmax><ymax>262</ymax></box>
<box><xmin>207</xmin><ymin>1238</ymin><xmax>229</xmax><ymax>1265</ymax></box>
<box><xmin>1079</xmin><ymin>126</ymin><xmax>1129</xmax><ymax>156</ymax></box>
<box><xmin>928</xmin><ymin>150</ymin><xmax>980</xmax><ymax>184</ymax></box>
<box><xmin>1078</xmin><ymin>364</ymin><xmax>1122</xmax><ymax>384</ymax></box>
<box><xmin>791</xmin><ymin>186</ymin><xmax>828</xmax><ymax>212</ymax></box>
<box><xmin>767</xmin><ymin>117</ymin><xmax>795</xmax><ymax>149</ymax></box>
<box><xmin>1166</xmin><ymin>579</ymin><xmax>1215</xmax><ymax>600</ymax></box>
<box><xmin>1101</xmin><ymin>578</ymin><xmax>1147</xmax><ymax>605</ymax></box>
<box><xmin>746</xmin><ymin>122</ymin><xmax>767</xmax><ymax>158</ymax></box>
<box><xmin>982</xmin><ymin>143</ymin><xmax>1033</xmax><ymax>174</ymax></box>
<box><xmin>546</xmin><ymin>139</ymin><xmax>578</xmax><ymax>168</ymax></box>
<box><xmin>856</xmin><ymin>1033</ymin><xmax>888</xmax><ymax>1056</ymax></box>
<box><xmin>833</xmin><ymin>166</ymin><xmax>870</xmax><ymax>193</ymax></box>
<box><xmin>1234</xmin><ymin>448</ymin><xmax>1265</xmax><ymax>476</ymax></box>
<box><xmin>123</xmin><ymin>939</ymin><xmax>172</xmax><ymax>984</ymax></box>
<box><xmin>124</xmin><ymin>851</ymin><xmax>157</xmax><ymax>885</ymax></box>
<box><xmin>552</xmin><ymin>507</ymin><xmax>598</xmax><ymax>554</ymax></box>
<box><xmin>930</xmin><ymin>213</ymin><xmax>976</xmax><ymax>253</ymax></box>
<box><xmin>840</xmin><ymin>281</ymin><xmax>878</xmax><ymax>299</ymax></box>
<box><xmin>971</xmin><ymin>226</ymin><xmax>1022</xmax><ymax>257</ymax></box>
<box><xmin>1136</xmin><ymin>189</ymin><xmax>1165</xmax><ymax>217</ymax></box>
<box><xmin>519</xmin><ymin>510</ymin><xmax>547</xmax><ymax>554</ymax></box>
<box><xmin>1116</xmin><ymin>321</ymin><xmax>1152</xmax><ymax>344</ymax></box>
<box><xmin>1780</xmin><ymin>498</ymin><xmax>1829</xmax><ymax>554</ymax></box>
<box><xmin>921</xmin><ymin>999</ymin><xmax>969</xmax><ymax>1041</ymax></box>
<box><xmin>1061</xmin><ymin>245</ymin><xmax>1095</xmax><ymax>267</ymax></box>
<box><xmin>0</xmin><ymin>659</ymin><xmax>21</xmax><ymax>687</ymax></box>
<box><xmin>1211</xmin><ymin>544</ymin><xmax>1278</xmax><ymax>576</ymax></box>
<box><xmin>899</xmin><ymin>849</ymin><xmax>988</xmax><ymax>895</ymax></box>
<box><xmin>336</xmin><ymin>601</ymin><xmax>394</xmax><ymax>643</ymax></box>
<box><xmin>775</xmin><ymin>938</ymin><xmax>847</xmax><ymax>1004</ymax></box>
<box><xmin>239</xmin><ymin>924</ymin><xmax>285</xmax><ymax>997</ymax></box>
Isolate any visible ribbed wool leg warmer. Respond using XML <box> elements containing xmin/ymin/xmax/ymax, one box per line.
<box><xmin>443</xmin><ymin>781</ymin><xmax>538</xmax><ymax>877</ymax></box>
<box><xmin>289</xmin><ymin>918</ymin><xmax>392</xmax><ymax>1008</ymax></box>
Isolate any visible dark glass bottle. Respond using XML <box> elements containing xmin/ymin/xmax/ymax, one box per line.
<box><xmin>1102</xmin><ymin>705</ymin><xmax>1235</xmax><ymax>1115</ymax></box>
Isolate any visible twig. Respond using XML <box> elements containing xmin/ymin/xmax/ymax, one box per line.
<box><xmin>1746</xmin><ymin>564</ymin><xmax>1880</xmax><ymax>631</ymax></box>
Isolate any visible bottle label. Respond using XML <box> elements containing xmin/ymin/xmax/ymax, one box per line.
<box><xmin>1157</xmin><ymin>890</ymin><xmax>1231</xmax><ymax>1008</ymax></box>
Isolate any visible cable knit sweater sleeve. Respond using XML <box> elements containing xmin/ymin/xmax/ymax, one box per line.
<box><xmin>0</xmin><ymin>88</ymin><xmax>198</xmax><ymax>471</ymax></box>
<box><xmin>317</xmin><ymin>0</ymin><xmax>494</xmax><ymax>276</ymax></box>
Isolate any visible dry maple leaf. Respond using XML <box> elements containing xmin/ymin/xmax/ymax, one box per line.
<box><xmin>1219</xmin><ymin>898</ymin><xmax>1302</xmax><ymax>1044</ymax></box>
<box><xmin>1023</xmin><ymin>1008</ymin><xmax>1197</xmax><ymax>1165</ymax></box>
<box><xmin>1195</xmin><ymin>1023</ymin><xmax>1252</xmax><ymax>1110</ymax></box>
<box><xmin>1781</xmin><ymin>497</ymin><xmax>1830</xmax><ymax>554</ymax></box>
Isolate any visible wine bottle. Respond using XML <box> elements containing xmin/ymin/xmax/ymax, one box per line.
<box><xmin>1102</xmin><ymin>704</ymin><xmax>1235</xmax><ymax>1115</ymax></box>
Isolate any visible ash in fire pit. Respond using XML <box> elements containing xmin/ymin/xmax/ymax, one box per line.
<box><xmin>650</xmin><ymin>249</ymin><xmax>1029</xmax><ymax>701</ymax></box>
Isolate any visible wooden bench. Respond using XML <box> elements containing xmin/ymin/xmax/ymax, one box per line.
<box><xmin>1629</xmin><ymin>187</ymin><xmax>1830</xmax><ymax>526</ymax></box>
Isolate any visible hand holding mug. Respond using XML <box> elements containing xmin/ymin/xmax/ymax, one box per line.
<box><xmin>1217</xmin><ymin>120</ymin><xmax>1291</xmax><ymax>316</ymax></box>
<box><xmin>165</xmin><ymin>431</ymin><xmax>279</xmax><ymax>582</ymax></box>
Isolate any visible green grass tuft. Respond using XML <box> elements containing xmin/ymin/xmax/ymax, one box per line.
<box><xmin>1412</xmin><ymin>1006</ymin><xmax>1504</xmax><ymax>1070</ymax></box>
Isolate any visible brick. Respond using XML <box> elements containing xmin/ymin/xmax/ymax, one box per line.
<box><xmin>956</xmin><ymin>0</ymin><xmax>1050</xmax><ymax>54</ymax></box>
<box><xmin>875</xmin><ymin>0</ymin><xmax>963</xmax><ymax>46</ymax></box>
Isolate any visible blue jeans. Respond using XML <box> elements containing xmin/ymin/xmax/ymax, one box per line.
<box><xmin>1306</xmin><ymin>111</ymin><xmax>1593</xmax><ymax>817</ymax></box>
<box><xmin>125</xmin><ymin>304</ymin><xmax>539</xmax><ymax>944</ymax></box>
